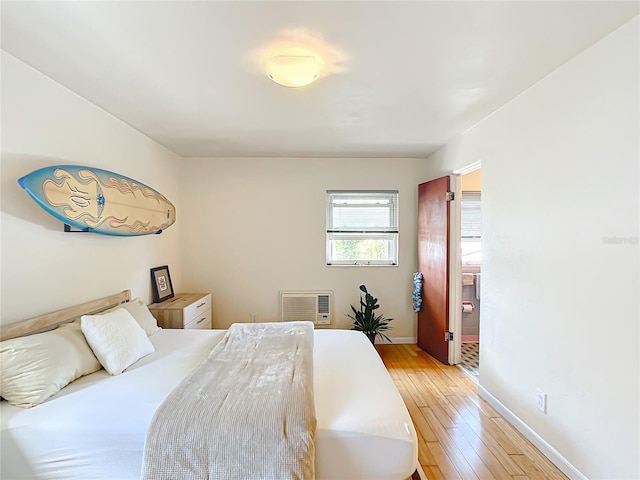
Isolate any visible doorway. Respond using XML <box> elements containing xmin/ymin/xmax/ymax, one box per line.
<box><xmin>416</xmin><ymin>167</ymin><xmax>482</xmax><ymax>368</ymax></box>
<box><xmin>457</xmin><ymin>167</ymin><xmax>482</xmax><ymax>381</ymax></box>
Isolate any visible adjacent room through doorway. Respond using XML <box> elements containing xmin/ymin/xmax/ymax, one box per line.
<box><xmin>458</xmin><ymin>168</ymin><xmax>482</xmax><ymax>381</ymax></box>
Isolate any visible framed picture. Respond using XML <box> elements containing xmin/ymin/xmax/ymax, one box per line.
<box><xmin>150</xmin><ymin>265</ymin><xmax>174</xmax><ymax>303</ymax></box>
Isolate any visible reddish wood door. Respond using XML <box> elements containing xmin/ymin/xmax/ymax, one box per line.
<box><xmin>417</xmin><ymin>176</ymin><xmax>451</xmax><ymax>364</ymax></box>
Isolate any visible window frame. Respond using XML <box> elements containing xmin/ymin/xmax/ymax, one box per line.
<box><xmin>326</xmin><ymin>190</ymin><xmax>399</xmax><ymax>266</ymax></box>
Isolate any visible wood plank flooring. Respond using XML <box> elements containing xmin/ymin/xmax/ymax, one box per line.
<box><xmin>376</xmin><ymin>343</ymin><xmax>569</xmax><ymax>480</ymax></box>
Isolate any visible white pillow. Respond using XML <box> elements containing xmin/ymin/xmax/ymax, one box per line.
<box><xmin>0</xmin><ymin>322</ymin><xmax>102</xmax><ymax>408</ymax></box>
<box><xmin>104</xmin><ymin>297</ymin><xmax>160</xmax><ymax>336</ymax></box>
<box><xmin>81</xmin><ymin>308</ymin><xmax>154</xmax><ymax>375</ymax></box>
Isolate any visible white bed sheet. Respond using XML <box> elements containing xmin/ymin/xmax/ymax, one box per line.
<box><xmin>1</xmin><ymin>328</ymin><xmax>417</xmax><ymax>480</ymax></box>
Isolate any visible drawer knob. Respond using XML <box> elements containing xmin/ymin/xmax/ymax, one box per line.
<box><xmin>197</xmin><ymin>316</ymin><xmax>206</xmax><ymax>324</ymax></box>
<box><xmin>196</xmin><ymin>302</ymin><xmax>206</xmax><ymax>308</ymax></box>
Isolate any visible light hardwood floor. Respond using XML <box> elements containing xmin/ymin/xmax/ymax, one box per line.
<box><xmin>376</xmin><ymin>343</ymin><xmax>569</xmax><ymax>480</ymax></box>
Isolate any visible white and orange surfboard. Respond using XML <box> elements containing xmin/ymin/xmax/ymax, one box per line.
<box><xmin>18</xmin><ymin>165</ymin><xmax>176</xmax><ymax>236</ymax></box>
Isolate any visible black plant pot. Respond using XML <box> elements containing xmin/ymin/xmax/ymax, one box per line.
<box><xmin>366</xmin><ymin>333</ymin><xmax>376</xmax><ymax>344</ymax></box>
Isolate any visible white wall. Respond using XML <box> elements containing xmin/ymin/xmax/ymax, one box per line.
<box><xmin>180</xmin><ymin>157</ymin><xmax>421</xmax><ymax>339</ymax></box>
<box><xmin>460</xmin><ymin>169</ymin><xmax>482</xmax><ymax>191</ymax></box>
<box><xmin>1</xmin><ymin>52</ymin><xmax>183</xmax><ymax>324</ymax></box>
<box><xmin>418</xmin><ymin>18</ymin><xmax>639</xmax><ymax>480</ymax></box>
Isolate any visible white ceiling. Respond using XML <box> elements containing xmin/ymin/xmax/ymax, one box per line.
<box><xmin>1</xmin><ymin>1</ymin><xmax>637</xmax><ymax>158</ymax></box>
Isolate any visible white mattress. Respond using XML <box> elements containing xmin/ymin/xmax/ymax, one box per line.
<box><xmin>1</xmin><ymin>328</ymin><xmax>417</xmax><ymax>480</ymax></box>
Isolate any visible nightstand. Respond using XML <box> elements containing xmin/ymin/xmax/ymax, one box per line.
<box><xmin>148</xmin><ymin>293</ymin><xmax>211</xmax><ymax>330</ymax></box>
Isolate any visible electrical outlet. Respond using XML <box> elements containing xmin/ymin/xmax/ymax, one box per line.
<box><xmin>536</xmin><ymin>389</ymin><xmax>547</xmax><ymax>414</ymax></box>
<box><xmin>250</xmin><ymin>313</ymin><xmax>257</xmax><ymax>323</ymax></box>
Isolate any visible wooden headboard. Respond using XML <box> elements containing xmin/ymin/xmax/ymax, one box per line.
<box><xmin>0</xmin><ymin>290</ymin><xmax>131</xmax><ymax>341</ymax></box>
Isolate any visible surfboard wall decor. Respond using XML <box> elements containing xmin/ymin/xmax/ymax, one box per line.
<box><xmin>18</xmin><ymin>165</ymin><xmax>176</xmax><ymax>236</ymax></box>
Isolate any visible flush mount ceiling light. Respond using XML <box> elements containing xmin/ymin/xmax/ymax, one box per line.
<box><xmin>265</xmin><ymin>48</ymin><xmax>323</xmax><ymax>88</ymax></box>
<box><xmin>252</xmin><ymin>29</ymin><xmax>345</xmax><ymax>87</ymax></box>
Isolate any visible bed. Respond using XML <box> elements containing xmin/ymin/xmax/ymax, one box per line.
<box><xmin>0</xmin><ymin>290</ymin><xmax>419</xmax><ymax>480</ymax></box>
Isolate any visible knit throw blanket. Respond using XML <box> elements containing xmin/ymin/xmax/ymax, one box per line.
<box><xmin>141</xmin><ymin>321</ymin><xmax>316</xmax><ymax>480</ymax></box>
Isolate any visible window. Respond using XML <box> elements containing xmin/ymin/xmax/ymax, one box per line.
<box><xmin>461</xmin><ymin>191</ymin><xmax>482</xmax><ymax>265</ymax></box>
<box><xmin>326</xmin><ymin>190</ymin><xmax>399</xmax><ymax>266</ymax></box>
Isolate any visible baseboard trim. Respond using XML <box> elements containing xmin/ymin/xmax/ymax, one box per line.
<box><xmin>478</xmin><ymin>385</ymin><xmax>587</xmax><ymax>480</ymax></box>
<box><xmin>381</xmin><ymin>336</ymin><xmax>416</xmax><ymax>344</ymax></box>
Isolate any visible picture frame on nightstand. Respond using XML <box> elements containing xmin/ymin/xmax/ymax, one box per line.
<box><xmin>150</xmin><ymin>265</ymin><xmax>174</xmax><ymax>303</ymax></box>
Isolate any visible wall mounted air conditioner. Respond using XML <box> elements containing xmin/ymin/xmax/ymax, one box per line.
<box><xmin>280</xmin><ymin>291</ymin><xmax>332</xmax><ymax>325</ymax></box>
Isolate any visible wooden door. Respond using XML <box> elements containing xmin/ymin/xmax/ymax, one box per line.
<box><xmin>417</xmin><ymin>176</ymin><xmax>451</xmax><ymax>364</ymax></box>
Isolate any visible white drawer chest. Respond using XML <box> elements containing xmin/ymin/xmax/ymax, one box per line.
<box><xmin>148</xmin><ymin>293</ymin><xmax>211</xmax><ymax>330</ymax></box>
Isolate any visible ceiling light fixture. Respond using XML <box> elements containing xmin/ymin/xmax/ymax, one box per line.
<box><xmin>265</xmin><ymin>50</ymin><xmax>323</xmax><ymax>88</ymax></box>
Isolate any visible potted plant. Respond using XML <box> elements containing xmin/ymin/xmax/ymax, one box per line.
<box><xmin>346</xmin><ymin>284</ymin><xmax>393</xmax><ymax>344</ymax></box>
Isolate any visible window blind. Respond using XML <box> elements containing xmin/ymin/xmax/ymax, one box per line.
<box><xmin>326</xmin><ymin>190</ymin><xmax>399</xmax><ymax>233</ymax></box>
<box><xmin>461</xmin><ymin>191</ymin><xmax>482</xmax><ymax>239</ymax></box>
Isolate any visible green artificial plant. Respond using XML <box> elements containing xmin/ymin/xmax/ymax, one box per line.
<box><xmin>346</xmin><ymin>284</ymin><xmax>393</xmax><ymax>344</ymax></box>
